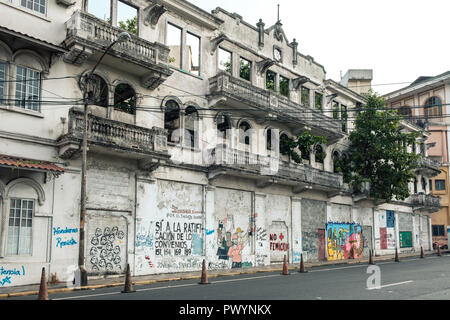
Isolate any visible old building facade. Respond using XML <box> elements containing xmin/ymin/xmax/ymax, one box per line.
<box><xmin>0</xmin><ymin>0</ymin><xmax>440</xmax><ymax>287</ymax></box>
<box><xmin>385</xmin><ymin>72</ymin><xmax>450</xmax><ymax>249</ymax></box>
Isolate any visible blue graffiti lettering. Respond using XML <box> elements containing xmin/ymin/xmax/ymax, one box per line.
<box><xmin>53</xmin><ymin>226</ymin><xmax>79</xmax><ymax>236</ymax></box>
<box><xmin>56</xmin><ymin>237</ymin><xmax>77</xmax><ymax>248</ymax></box>
<box><xmin>0</xmin><ymin>276</ymin><xmax>11</xmax><ymax>286</ymax></box>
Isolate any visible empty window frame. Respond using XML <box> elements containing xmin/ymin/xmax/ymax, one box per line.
<box><xmin>239</xmin><ymin>121</ymin><xmax>252</xmax><ymax>145</ymax></box>
<box><xmin>332</xmin><ymin>102</ymin><xmax>340</xmax><ymax>119</ymax></box>
<box><xmin>114</xmin><ymin>83</ymin><xmax>136</xmax><ymax>114</ymax></box>
<box><xmin>314</xmin><ymin>92</ymin><xmax>323</xmax><ymax>110</ymax></box>
<box><xmin>86</xmin><ymin>74</ymin><xmax>109</xmax><ymax>108</ymax></box>
<box><xmin>117</xmin><ymin>1</ymin><xmax>138</xmax><ymax>34</ymax></box>
<box><xmin>341</xmin><ymin>105</ymin><xmax>348</xmax><ymax>132</ymax></box>
<box><xmin>266</xmin><ymin>70</ymin><xmax>276</xmax><ymax>91</ymax></box>
<box><xmin>15</xmin><ymin>66</ymin><xmax>40</xmax><ymax>111</ymax></box>
<box><xmin>164</xmin><ymin>100</ymin><xmax>181</xmax><ymax>143</ymax></box>
<box><xmin>87</xmin><ymin>0</ymin><xmax>111</xmax><ymax>21</ymax></box>
<box><xmin>279</xmin><ymin>76</ymin><xmax>289</xmax><ymax>97</ymax></box>
<box><xmin>239</xmin><ymin>58</ymin><xmax>251</xmax><ymax>81</ymax></box>
<box><xmin>21</xmin><ymin>0</ymin><xmax>46</xmax><ymax>15</ymax></box>
<box><xmin>218</xmin><ymin>48</ymin><xmax>232</xmax><ymax>73</ymax></box>
<box><xmin>301</xmin><ymin>86</ymin><xmax>310</xmax><ymax>106</ymax></box>
<box><xmin>315</xmin><ymin>145</ymin><xmax>326</xmax><ymax>164</ymax></box>
<box><xmin>167</xmin><ymin>23</ymin><xmax>182</xmax><ymax>69</ymax></box>
<box><xmin>186</xmin><ymin>32</ymin><xmax>200</xmax><ymax>76</ymax></box>
<box><xmin>217</xmin><ymin>113</ymin><xmax>231</xmax><ymax>140</ymax></box>
<box><xmin>7</xmin><ymin>198</ymin><xmax>34</xmax><ymax>256</ymax></box>
<box><xmin>184</xmin><ymin>106</ymin><xmax>199</xmax><ymax>148</ymax></box>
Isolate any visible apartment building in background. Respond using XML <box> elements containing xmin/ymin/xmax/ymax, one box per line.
<box><xmin>384</xmin><ymin>72</ymin><xmax>450</xmax><ymax>249</ymax></box>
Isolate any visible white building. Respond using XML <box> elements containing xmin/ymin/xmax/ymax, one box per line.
<box><xmin>0</xmin><ymin>0</ymin><xmax>440</xmax><ymax>287</ymax></box>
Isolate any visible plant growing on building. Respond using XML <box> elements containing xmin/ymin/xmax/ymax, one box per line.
<box><xmin>280</xmin><ymin>131</ymin><xmax>327</xmax><ymax>164</ymax></box>
<box><xmin>339</xmin><ymin>92</ymin><xmax>422</xmax><ymax>202</ymax></box>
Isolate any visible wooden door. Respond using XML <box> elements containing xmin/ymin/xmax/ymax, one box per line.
<box><xmin>318</xmin><ymin>229</ymin><xmax>326</xmax><ymax>261</ymax></box>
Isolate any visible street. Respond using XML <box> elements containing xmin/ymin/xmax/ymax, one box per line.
<box><xmin>8</xmin><ymin>254</ymin><xmax>450</xmax><ymax>301</ymax></box>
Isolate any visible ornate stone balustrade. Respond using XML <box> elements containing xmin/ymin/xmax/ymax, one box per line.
<box><xmin>63</xmin><ymin>10</ymin><xmax>173</xmax><ymax>90</ymax></box>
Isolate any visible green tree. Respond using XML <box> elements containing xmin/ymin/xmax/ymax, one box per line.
<box><xmin>280</xmin><ymin>131</ymin><xmax>327</xmax><ymax>164</ymax></box>
<box><xmin>339</xmin><ymin>92</ymin><xmax>421</xmax><ymax>202</ymax></box>
<box><xmin>118</xmin><ymin>16</ymin><xmax>137</xmax><ymax>34</ymax></box>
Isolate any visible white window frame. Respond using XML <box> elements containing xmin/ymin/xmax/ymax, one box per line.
<box><xmin>20</xmin><ymin>0</ymin><xmax>46</xmax><ymax>15</ymax></box>
<box><xmin>0</xmin><ymin>61</ymin><xmax>6</xmax><ymax>104</ymax></box>
<box><xmin>6</xmin><ymin>198</ymin><xmax>34</xmax><ymax>256</ymax></box>
<box><xmin>14</xmin><ymin>65</ymin><xmax>41</xmax><ymax>112</ymax></box>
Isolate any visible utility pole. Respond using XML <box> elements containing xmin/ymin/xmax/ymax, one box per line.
<box><xmin>78</xmin><ymin>31</ymin><xmax>131</xmax><ymax>287</ymax></box>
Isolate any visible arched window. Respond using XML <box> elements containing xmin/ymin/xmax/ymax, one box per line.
<box><xmin>424</xmin><ymin>97</ymin><xmax>442</xmax><ymax>121</ymax></box>
<box><xmin>315</xmin><ymin>145</ymin><xmax>325</xmax><ymax>164</ymax></box>
<box><xmin>87</xmin><ymin>74</ymin><xmax>109</xmax><ymax>107</ymax></box>
<box><xmin>217</xmin><ymin>113</ymin><xmax>231</xmax><ymax>140</ymax></box>
<box><xmin>238</xmin><ymin>121</ymin><xmax>252</xmax><ymax>145</ymax></box>
<box><xmin>266</xmin><ymin>128</ymin><xmax>274</xmax><ymax>151</ymax></box>
<box><xmin>184</xmin><ymin>106</ymin><xmax>199</xmax><ymax>148</ymax></box>
<box><xmin>114</xmin><ymin>83</ymin><xmax>136</xmax><ymax>114</ymax></box>
<box><xmin>164</xmin><ymin>100</ymin><xmax>181</xmax><ymax>143</ymax></box>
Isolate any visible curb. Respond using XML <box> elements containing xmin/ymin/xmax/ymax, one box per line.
<box><xmin>0</xmin><ymin>251</ymin><xmax>441</xmax><ymax>298</ymax></box>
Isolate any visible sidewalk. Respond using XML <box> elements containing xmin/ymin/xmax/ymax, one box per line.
<box><xmin>0</xmin><ymin>250</ymin><xmax>442</xmax><ymax>299</ymax></box>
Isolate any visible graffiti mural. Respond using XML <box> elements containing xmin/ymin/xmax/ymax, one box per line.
<box><xmin>216</xmin><ymin>214</ymin><xmax>252</xmax><ymax>268</ymax></box>
<box><xmin>87</xmin><ymin>225</ymin><xmax>126</xmax><ymax>274</ymax></box>
<box><xmin>326</xmin><ymin>223</ymin><xmax>364</xmax><ymax>260</ymax></box>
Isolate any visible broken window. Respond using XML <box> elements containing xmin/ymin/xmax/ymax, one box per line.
<box><xmin>86</xmin><ymin>74</ymin><xmax>108</xmax><ymax>108</ymax></box>
<box><xmin>332</xmin><ymin>102</ymin><xmax>340</xmax><ymax>119</ymax></box>
<box><xmin>117</xmin><ymin>1</ymin><xmax>138</xmax><ymax>34</ymax></box>
<box><xmin>279</xmin><ymin>76</ymin><xmax>289</xmax><ymax>97</ymax></box>
<box><xmin>217</xmin><ymin>113</ymin><xmax>231</xmax><ymax>140</ymax></box>
<box><xmin>315</xmin><ymin>92</ymin><xmax>323</xmax><ymax>110</ymax></box>
<box><xmin>114</xmin><ymin>83</ymin><xmax>136</xmax><ymax>114</ymax></box>
<box><xmin>315</xmin><ymin>145</ymin><xmax>325</xmax><ymax>164</ymax></box>
<box><xmin>301</xmin><ymin>86</ymin><xmax>310</xmax><ymax>106</ymax></box>
<box><xmin>87</xmin><ymin>0</ymin><xmax>111</xmax><ymax>22</ymax></box>
<box><xmin>266</xmin><ymin>70</ymin><xmax>276</xmax><ymax>91</ymax></box>
<box><xmin>239</xmin><ymin>58</ymin><xmax>251</xmax><ymax>81</ymax></box>
<box><xmin>239</xmin><ymin>121</ymin><xmax>252</xmax><ymax>145</ymax></box>
<box><xmin>186</xmin><ymin>33</ymin><xmax>200</xmax><ymax>76</ymax></box>
<box><xmin>218</xmin><ymin>48</ymin><xmax>232</xmax><ymax>74</ymax></box>
<box><xmin>164</xmin><ymin>100</ymin><xmax>181</xmax><ymax>143</ymax></box>
<box><xmin>167</xmin><ymin>23</ymin><xmax>182</xmax><ymax>69</ymax></box>
<box><xmin>184</xmin><ymin>106</ymin><xmax>199</xmax><ymax>148</ymax></box>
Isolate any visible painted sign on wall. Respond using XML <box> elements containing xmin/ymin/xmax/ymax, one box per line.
<box><xmin>326</xmin><ymin>223</ymin><xmax>364</xmax><ymax>260</ymax></box>
<box><xmin>400</xmin><ymin>231</ymin><xmax>413</xmax><ymax>248</ymax></box>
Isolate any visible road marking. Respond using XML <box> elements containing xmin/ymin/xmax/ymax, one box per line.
<box><xmin>367</xmin><ymin>280</ymin><xmax>414</xmax><ymax>290</ymax></box>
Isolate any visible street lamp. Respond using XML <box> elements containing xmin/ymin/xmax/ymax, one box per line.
<box><xmin>78</xmin><ymin>31</ymin><xmax>131</xmax><ymax>287</ymax></box>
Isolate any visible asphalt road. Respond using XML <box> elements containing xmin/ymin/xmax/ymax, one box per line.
<box><xmin>9</xmin><ymin>254</ymin><xmax>450</xmax><ymax>302</ymax></box>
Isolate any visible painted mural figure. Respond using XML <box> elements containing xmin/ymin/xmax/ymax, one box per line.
<box><xmin>326</xmin><ymin>223</ymin><xmax>364</xmax><ymax>260</ymax></box>
<box><xmin>216</xmin><ymin>214</ymin><xmax>251</xmax><ymax>268</ymax></box>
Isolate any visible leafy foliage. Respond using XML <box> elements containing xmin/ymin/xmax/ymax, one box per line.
<box><xmin>339</xmin><ymin>92</ymin><xmax>422</xmax><ymax>202</ymax></box>
<box><xmin>118</xmin><ymin>16</ymin><xmax>137</xmax><ymax>34</ymax></box>
<box><xmin>280</xmin><ymin>132</ymin><xmax>327</xmax><ymax>164</ymax></box>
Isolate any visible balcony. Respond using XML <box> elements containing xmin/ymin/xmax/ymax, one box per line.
<box><xmin>415</xmin><ymin>157</ymin><xmax>440</xmax><ymax>177</ymax></box>
<box><xmin>410</xmin><ymin>193</ymin><xmax>441</xmax><ymax>213</ymax></box>
<box><xmin>208</xmin><ymin>72</ymin><xmax>344</xmax><ymax>144</ymax></box>
<box><xmin>62</xmin><ymin>10</ymin><xmax>173</xmax><ymax>90</ymax></box>
<box><xmin>57</xmin><ymin>108</ymin><xmax>170</xmax><ymax>170</ymax></box>
<box><xmin>207</xmin><ymin>144</ymin><xmax>343</xmax><ymax>193</ymax></box>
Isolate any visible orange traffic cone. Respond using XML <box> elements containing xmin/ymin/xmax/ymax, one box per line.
<box><xmin>199</xmin><ymin>259</ymin><xmax>209</xmax><ymax>284</ymax></box>
<box><xmin>299</xmin><ymin>253</ymin><xmax>307</xmax><ymax>273</ymax></box>
<box><xmin>37</xmin><ymin>267</ymin><xmax>49</xmax><ymax>300</ymax></box>
<box><xmin>121</xmin><ymin>264</ymin><xmax>136</xmax><ymax>293</ymax></box>
<box><xmin>282</xmin><ymin>255</ymin><xmax>289</xmax><ymax>275</ymax></box>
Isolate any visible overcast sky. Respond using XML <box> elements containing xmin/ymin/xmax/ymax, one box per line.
<box><xmin>189</xmin><ymin>0</ymin><xmax>450</xmax><ymax>95</ymax></box>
